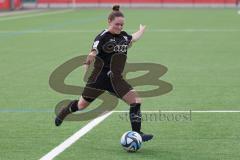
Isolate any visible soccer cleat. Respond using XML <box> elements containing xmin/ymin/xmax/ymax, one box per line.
<box><xmin>55</xmin><ymin>117</ymin><xmax>64</xmax><ymax>126</ymax></box>
<box><xmin>139</xmin><ymin>132</ymin><xmax>153</xmax><ymax>142</ymax></box>
<box><xmin>54</xmin><ymin>100</ymin><xmax>77</xmax><ymax>126</ymax></box>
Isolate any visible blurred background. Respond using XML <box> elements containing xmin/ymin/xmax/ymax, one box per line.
<box><xmin>0</xmin><ymin>0</ymin><xmax>239</xmax><ymax>11</ymax></box>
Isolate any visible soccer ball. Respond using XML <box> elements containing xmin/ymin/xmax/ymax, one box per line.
<box><xmin>120</xmin><ymin>131</ymin><xmax>142</xmax><ymax>152</ymax></box>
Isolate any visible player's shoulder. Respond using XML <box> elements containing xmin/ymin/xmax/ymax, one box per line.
<box><xmin>120</xmin><ymin>30</ymin><xmax>130</xmax><ymax>36</ymax></box>
<box><xmin>120</xmin><ymin>31</ymin><xmax>132</xmax><ymax>42</ymax></box>
<box><xmin>95</xmin><ymin>29</ymin><xmax>109</xmax><ymax>40</ymax></box>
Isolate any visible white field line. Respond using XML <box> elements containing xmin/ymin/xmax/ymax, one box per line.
<box><xmin>0</xmin><ymin>9</ymin><xmax>73</xmax><ymax>21</ymax></box>
<box><xmin>38</xmin><ymin>109</ymin><xmax>239</xmax><ymax>159</ymax></box>
<box><xmin>0</xmin><ymin>9</ymin><xmax>45</xmax><ymax>17</ymax></box>
<box><xmin>1</xmin><ymin>29</ymin><xmax>240</xmax><ymax>34</ymax></box>
<box><xmin>114</xmin><ymin>110</ymin><xmax>240</xmax><ymax>113</ymax></box>
<box><xmin>1</xmin><ymin>109</ymin><xmax>240</xmax><ymax>113</ymax></box>
<box><xmin>149</xmin><ymin>29</ymin><xmax>240</xmax><ymax>32</ymax></box>
<box><xmin>39</xmin><ymin>111</ymin><xmax>113</xmax><ymax>160</ymax></box>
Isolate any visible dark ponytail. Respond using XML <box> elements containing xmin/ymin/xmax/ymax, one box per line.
<box><xmin>108</xmin><ymin>5</ymin><xmax>124</xmax><ymax>21</ymax></box>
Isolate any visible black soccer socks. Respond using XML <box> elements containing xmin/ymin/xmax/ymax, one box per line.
<box><xmin>69</xmin><ymin>100</ymin><xmax>79</xmax><ymax>112</ymax></box>
<box><xmin>129</xmin><ymin>103</ymin><xmax>142</xmax><ymax>133</ymax></box>
<box><xmin>55</xmin><ymin>100</ymin><xmax>79</xmax><ymax>126</ymax></box>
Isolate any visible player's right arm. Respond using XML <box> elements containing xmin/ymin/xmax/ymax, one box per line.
<box><xmin>83</xmin><ymin>33</ymin><xmax>103</xmax><ymax>73</ymax></box>
<box><xmin>83</xmin><ymin>50</ymin><xmax>97</xmax><ymax>74</ymax></box>
<box><xmin>84</xmin><ymin>50</ymin><xmax>97</xmax><ymax>65</ymax></box>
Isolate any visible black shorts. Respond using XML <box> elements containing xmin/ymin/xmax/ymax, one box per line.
<box><xmin>82</xmin><ymin>70</ymin><xmax>133</xmax><ymax>102</ymax></box>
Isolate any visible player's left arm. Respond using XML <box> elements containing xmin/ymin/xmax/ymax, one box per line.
<box><xmin>130</xmin><ymin>24</ymin><xmax>146</xmax><ymax>46</ymax></box>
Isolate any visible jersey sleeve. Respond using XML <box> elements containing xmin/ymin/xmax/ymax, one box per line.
<box><xmin>91</xmin><ymin>35</ymin><xmax>103</xmax><ymax>55</ymax></box>
<box><xmin>122</xmin><ymin>31</ymin><xmax>133</xmax><ymax>45</ymax></box>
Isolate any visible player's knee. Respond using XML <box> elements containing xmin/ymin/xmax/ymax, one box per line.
<box><xmin>77</xmin><ymin>100</ymin><xmax>87</xmax><ymax>110</ymax></box>
<box><xmin>135</xmin><ymin>97</ymin><xmax>142</xmax><ymax>104</ymax></box>
<box><xmin>77</xmin><ymin>99</ymin><xmax>86</xmax><ymax>110</ymax></box>
<box><xmin>125</xmin><ymin>97</ymin><xmax>141</xmax><ymax>105</ymax></box>
<box><xmin>78</xmin><ymin>96</ymin><xmax>93</xmax><ymax>109</ymax></box>
<box><xmin>77</xmin><ymin>100</ymin><xmax>82</xmax><ymax>109</ymax></box>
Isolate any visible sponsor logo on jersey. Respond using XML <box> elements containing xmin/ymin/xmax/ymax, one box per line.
<box><xmin>114</xmin><ymin>45</ymin><xmax>128</xmax><ymax>53</ymax></box>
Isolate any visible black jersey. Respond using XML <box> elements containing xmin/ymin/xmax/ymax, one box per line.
<box><xmin>91</xmin><ymin>29</ymin><xmax>132</xmax><ymax>73</ymax></box>
<box><xmin>83</xmin><ymin>30</ymin><xmax>134</xmax><ymax>100</ymax></box>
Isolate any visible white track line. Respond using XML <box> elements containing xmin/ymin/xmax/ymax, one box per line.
<box><xmin>1</xmin><ymin>29</ymin><xmax>240</xmax><ymax>34</ymax></box>
<box><xmin>0</xmin><ymin>9</ymin><xmax>73</xmax><ymax>21</ymax></box>
<box><xmin>39</xmin><ymin>111</ymin><xmax>113</xmax><ymax>160</ymax></box>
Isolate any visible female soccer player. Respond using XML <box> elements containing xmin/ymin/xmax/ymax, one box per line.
<box><xmin>55</xmin><ymin>5</ymin><xmax>153</xmax><ymax>142</ymax></box>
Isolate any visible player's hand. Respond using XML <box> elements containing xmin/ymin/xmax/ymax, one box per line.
<box><xmin>83</xmin><ymin>51</ymin><xmax>96</xmax><ymax>74</ymax></box>
<box><xmin>139</xmin><ymin>24</ymin><xmax>146</xmax><ymax>32</ymax></box>
<box><xmin>84</xmin><ymin>51</ymin><xmax>96</xmax><ymax>65</ymax></box>
<box><xmin>84</xmin><ymin>55</ymin><xmax>95</xmax><ymax>65</ymax></box>
<box><xmin>131</xmin><ymin>24</ymin><xmax>146</xmax><ymax>42</ymax></box>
